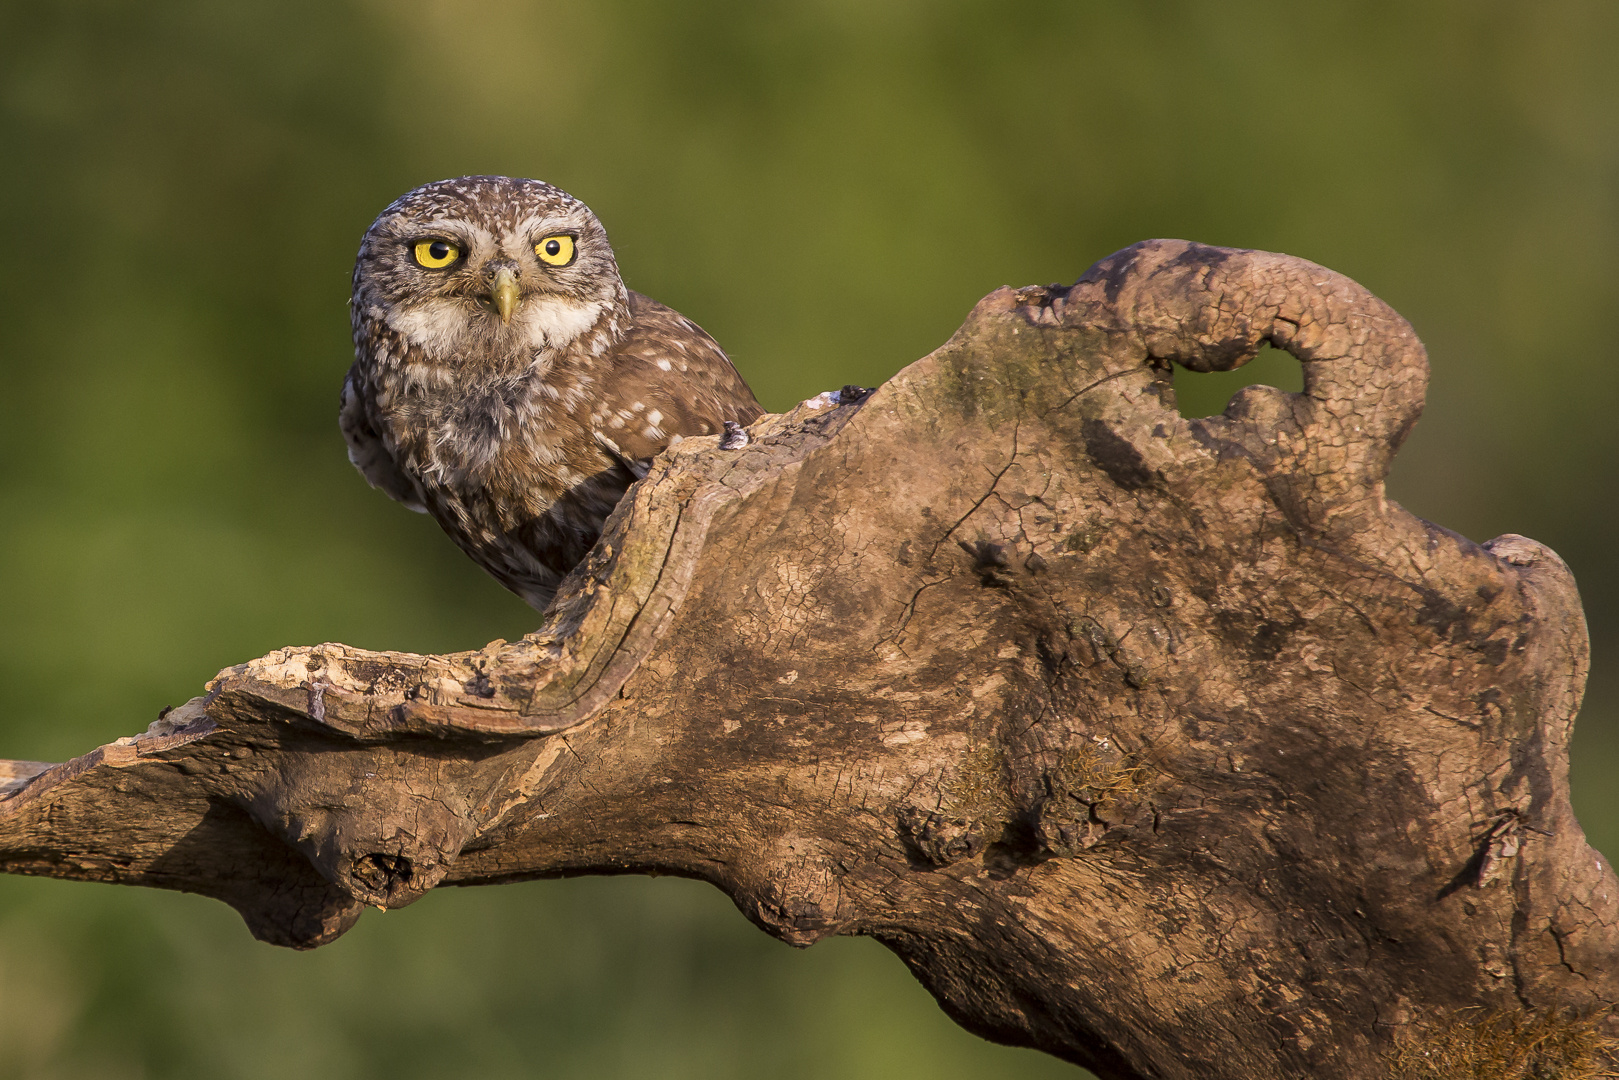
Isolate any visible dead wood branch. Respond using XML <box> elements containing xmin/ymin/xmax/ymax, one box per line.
<box><xmin>3</xmin><ymin>240</ymin><xmax>1614</xmax><ymax>1080</ymax></box>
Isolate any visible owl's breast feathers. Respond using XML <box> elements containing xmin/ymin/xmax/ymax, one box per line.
<box><xmin>342</xmin><ymin>288</ymin><xmax>761</xmax><ymax>607</ymax></box>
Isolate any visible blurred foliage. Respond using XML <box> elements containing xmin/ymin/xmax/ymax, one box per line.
<box><xmin>0</xmin><ymin>1</ymin><xmax>1614</xmax><ymax>1077</ymax></box>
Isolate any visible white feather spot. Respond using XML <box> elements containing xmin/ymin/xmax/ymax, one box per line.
<box><xmin>646</xmin><ymin>409</ymin><xmax>663</xmax><ymax>426</ymax></box>
<box><xmin>655</xmin><ymin>358</ymin><xmax>672</xmax><ymax>371</ymax></box>
<box><xmin>386</xmin><ymin>300</ymin><xmax>472</xmax><ymax>354</ymax></box>
<box><xmin>386</xmin><ymin>288</ymin><xmax>607</xmax><ymax>358</ymax></box>
<box><xmin>517</xmin><ymin>295</ymin><xmax>607</xmax><ymax>352</ymax></box>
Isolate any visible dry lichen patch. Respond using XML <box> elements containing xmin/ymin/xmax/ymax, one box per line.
<box><xmin>1047</xmin><ymin>743</ymin><xmax>1149</xmax><ymax>807</ymax></box>
<box><xmin>941</xmin><ymin>744</ymin><xmax>1012</xmax><ymax>830</ymax></box>
<box><xmin>1390</xmin><ymin>1008</ymin><xmax>1619</xmax><ymax>1080</ymax></box>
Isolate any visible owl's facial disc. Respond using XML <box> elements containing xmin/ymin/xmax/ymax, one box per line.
<box><xmin>356</xmin><ymin>177</ymin><xmax>627</xmax><ymax>361</ymax></box>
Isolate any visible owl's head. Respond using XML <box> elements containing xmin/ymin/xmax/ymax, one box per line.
<box><xmin>352</xmin><ymin>176</ymin><xmax>626</xmax><ymax>366</ymax></box>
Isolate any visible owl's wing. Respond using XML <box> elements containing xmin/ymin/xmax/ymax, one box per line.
<box><xmin>340</xmin><ymin>364</ymin><xmax>429</xmax><ymax>513</ymax></box>
<box><xmin>591</xmin><ymin>291</ymin><xmax>764</xmax><ymax>468</ymax></box>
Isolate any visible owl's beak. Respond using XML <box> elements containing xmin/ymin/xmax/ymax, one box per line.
<box><xmin>489</xmin><ymin>267</ymin><xmax>520</xmax><ymax>325</ymax></box>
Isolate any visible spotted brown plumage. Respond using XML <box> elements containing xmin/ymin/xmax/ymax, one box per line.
<box><xmin>341</xmin><ymin>176</ymin><xmax>763</xmax><ymax>611</ymax></box>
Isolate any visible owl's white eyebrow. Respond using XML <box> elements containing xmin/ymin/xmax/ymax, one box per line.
<box><xmin>409</xmin><ymin>219</ymin><xmax>471</xmax><ymax>234</ymax></box>
<box><xmin>398</xmin><ymin>220</ymin><xmax>498</xmax><ymax>252</ymax></box>
<box><xmin>513</xmin><ymin>213</ymin><xmax>588</xmax><ymax>236</ymax></box>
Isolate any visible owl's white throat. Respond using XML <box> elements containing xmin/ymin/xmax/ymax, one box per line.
<box><xmin>386</xmin><ymin>292</ymin><xmax>609</xmax><ymax>358</ymax></box>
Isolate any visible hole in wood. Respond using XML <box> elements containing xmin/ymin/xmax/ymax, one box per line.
<box><xmin>1172</xmin><ymin>343</ymin><xmax>1304</xmax><ymax>418</ymax></box>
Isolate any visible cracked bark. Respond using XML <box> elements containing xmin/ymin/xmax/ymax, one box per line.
<box><xmin>1</xmin><ymin>240</ymin><xmax>1613</xmax><ymax>1080</ymax></box>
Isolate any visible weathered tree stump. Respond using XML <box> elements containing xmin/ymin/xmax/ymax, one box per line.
<box><xmin>2</xmin><ymin>240</ymin><xmax>1613</xmax><ymax>1079</ymax></box>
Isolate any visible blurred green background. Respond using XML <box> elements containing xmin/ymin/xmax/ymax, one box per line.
<box><xmin>0</xmin><ymin>1</ymin><xmax>1614</xmax><ymax>1077</ymax></box>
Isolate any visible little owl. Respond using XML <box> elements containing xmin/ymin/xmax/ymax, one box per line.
<box><xmin>341</xmin><ymin>176</ymin><xmax>763</xmax><ymax>610</ymax></box>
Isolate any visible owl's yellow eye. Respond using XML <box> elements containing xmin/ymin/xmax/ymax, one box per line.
<box><xmin>535</xmin><ymin>235</ymin><xmax>576</xmax><ymax>266</ymax></box>
<box><xmin>413</xmin><ymin>239</ymin><xmax>460</xmax><ymax>269</ymax></box>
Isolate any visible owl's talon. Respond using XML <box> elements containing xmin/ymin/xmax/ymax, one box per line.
<box><xmin>804</xmin><ymin>385</ymin><xmax>875</xmax><ymax>411</ymax></box>
<box><xmin>719</xmin><ymin>421</ymin><xmax>750</xmax><ymax>450</ymax></box>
